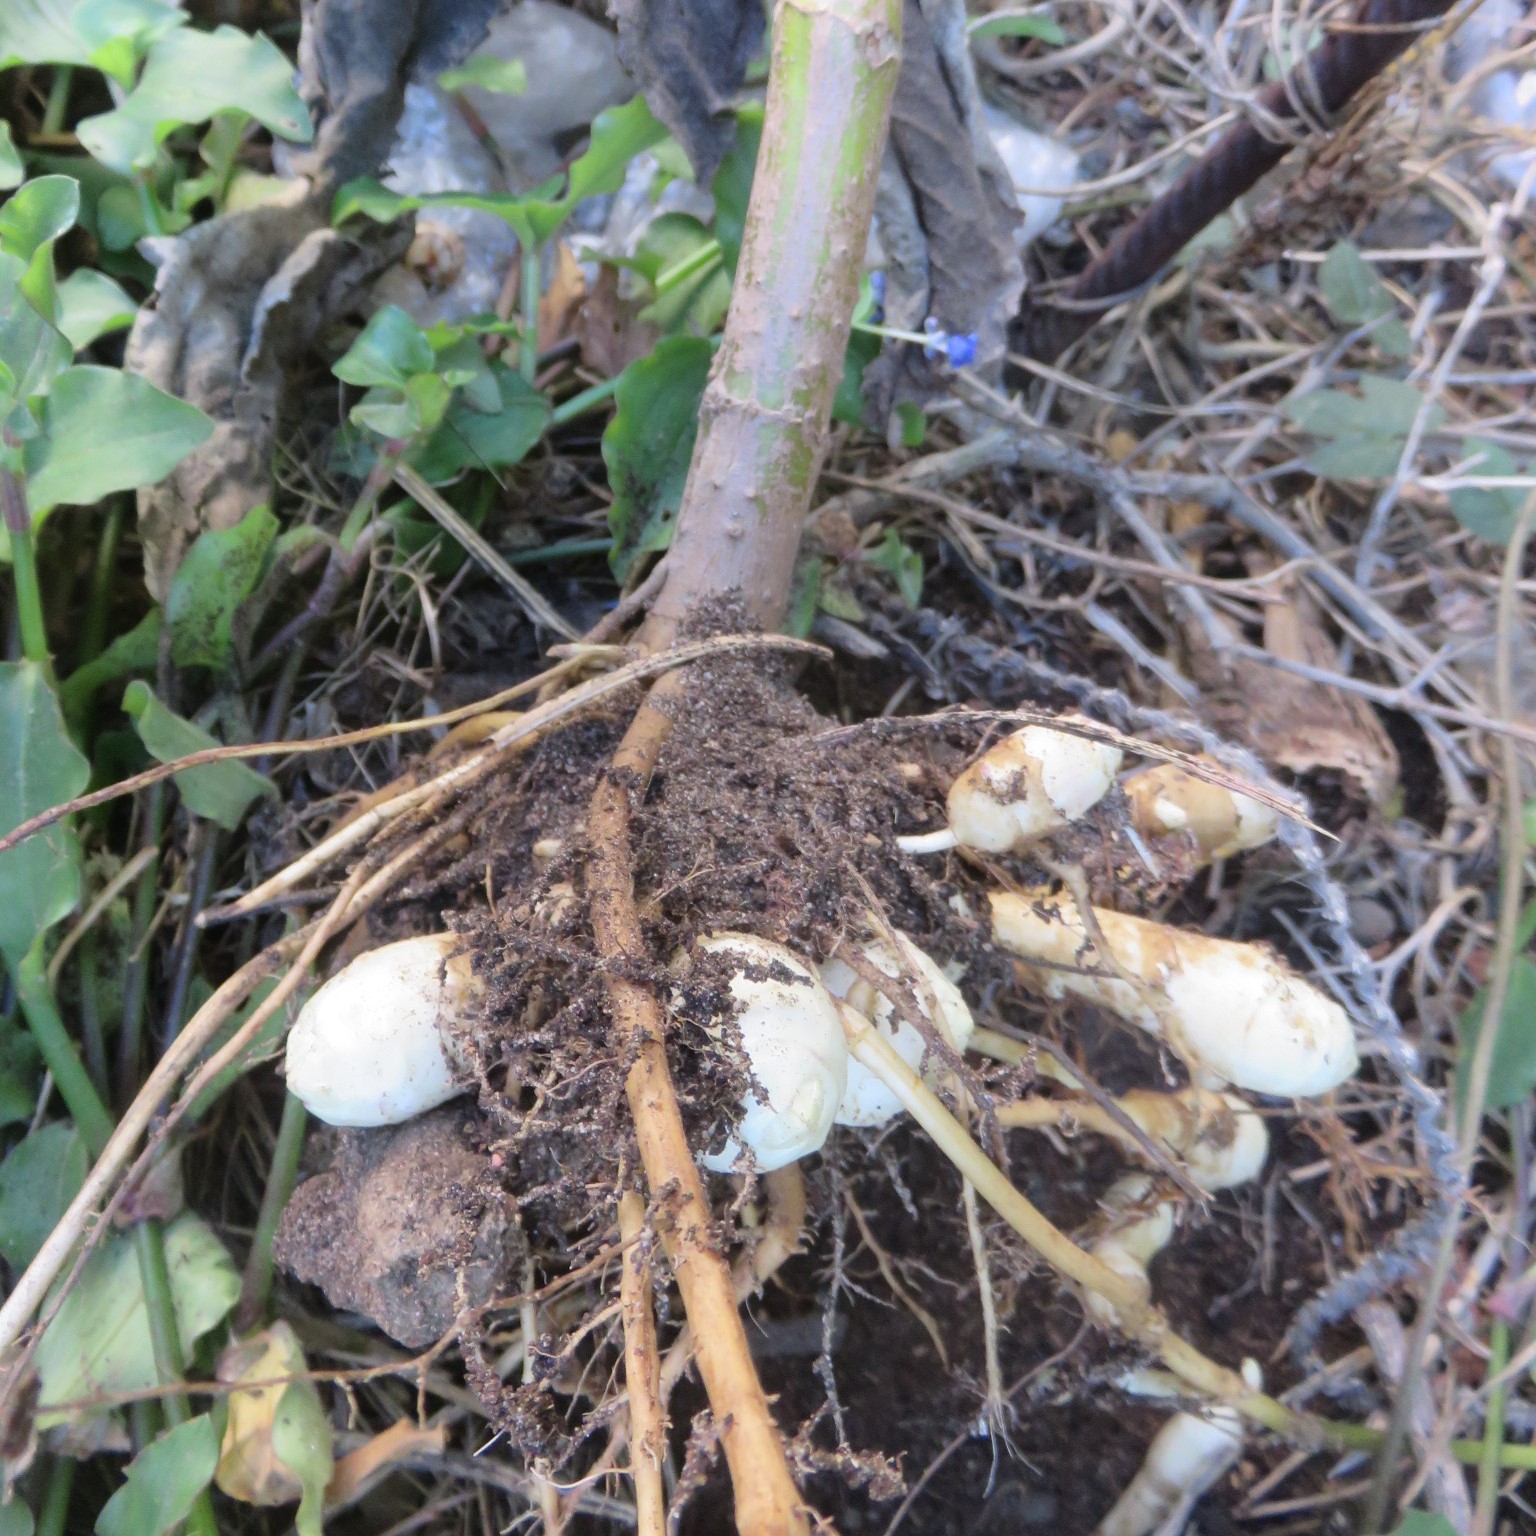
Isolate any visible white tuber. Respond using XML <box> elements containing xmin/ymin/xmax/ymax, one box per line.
<box><xmin>989</xmin><ymin>890</ymin><xmax>1358</xmax><ymax>1098</ymax></box>
<box><xmin>821</xmin><ymin>934</ymin><xmax>975</xmax><ymax>1126</ymax></box>
<box><xmin>1095</xmin><ymin>1360</ymin><xmax>1261</xmax><ymax>1536</ymax></box>
<box><xmin>692</xmin><ymin>933</ymin><xmax>848</xmax><ymax>1175</ymax></box>
<box><xmin>898</xmin><ymin>717</ymin><xmax>1123</xmax><ymax>855</ymax></box>
<box><xmin>1084</xmin><ymin>1173</ymin><xmax>1174</xmax><ymax>1329</ymax></box>
<box><xmin>1122</xmin><ymin>756</ymin><xmax>1278</xmax><ymax>860</ymax></box>
<box><xmin>285</xmin><ymin>934</ymin><xmax>480</xmax><ymax>1128</ymax></box>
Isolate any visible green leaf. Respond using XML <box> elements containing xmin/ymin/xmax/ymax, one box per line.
<box><xmin>869</xmin><ymin>528</ymin><xmax>924</xmax><ymax>607</ymax></box>
<box><xmin>1285</xmin><ymin>374</ymin><xmax>1443</xmax><ymax>482</ymax></box>
<box><xmin>1458</xmin><ymin>957</ymin><xmax>1536</xmax><ymax>1114</ymax></box>
<box><xmin>0</xmin><ymin>1022</ymin><xmax>42</xmax><ymax>1129</ymax></box>
<box><xmin>72</xmin><ymin>0</ymin><xmax>185</xmax><ymax>85</ymax></box>
<box><xmin>270</xmin><ymin>1378</ymin><xmax>333</xmax><ymax>1536</ymax></box>
<box><xmin>0</xmin><ymin>0</ymin><xmax>93</xmax><ymax>69</ymax></box>
<box><xmin>968</xmin><ymin>12</ymin><xmax>1067</xmax><ymax>43</ymax></box>
<box><xmin>1385</xmin><ymin>1514</ymin><xmax>1458</xmax><ymax>1536</ymax></box>
<box><xmin>122</xmin><ymin>682</ymin><xmax>274</xmax><ymax>830</ymax></box>
<box><xmin>56</xmin><ymin>269</ymin><xmax>136</xmax><ymax>350</ymax></box>
<box><xmin>59</xmin><ymin>608</ymin><xmax>162</xmax><ymax>716</ymax></box>
<box><xmin>24</xmin><ymin>364</ymin><xmax>213</xmax><ymax>518</ymax></box>
<box><xmin>36</xmin><ymin>1212</ymin><xmax>239</xmax><ymax>1419</ymax></box>
<box><xmin>0</xmin><ymin>1499</ymin><xmax>33</xmax><ymax>1536</ymax></box>
<box><xmin>409</xmin><ymin>364</ymin><xmax>549</xmax><ymax>482</ymax></box>
<box><xmin>1448</xmin><ymin>438</ymin><xmax>1530</xmax><ymax>546</ymax></box>
<box><xmin>164</xmin><ymin>503</ymin><xmax>278</xmax><ymax>668</ymax></box>
<box><xmin>96</xmin><ymin>1414</ymin><xmax>220</xmax><ymax>1536</ymax></box>
<box><xmin>0</xmin><ymin>661</ymin><xmax>90</xmax><ymax>965</ymax></box>
<box><xmin>895</xmin><ymin>400</ymin><xmax>926</xmax><ymax>449</ymax></box>
<box><xmin>711</xmin><ymin>105</ymin><xmax>762</xmax><ymax>275</ymax></box>
<box><xmin>0</xmin><ymin>126</ymin><xmax>23</xmax><ymax>193</ymax></box>
<box><xmin>1318</xmin><ymin>240</ymin><xmax>1393</xmax><ymax>326</ymax></box>
<box><xmin>0</xmin><ymin>175</ymin><xmax>79</xmax><ymax>270</ymax></box>
<box><xmin>332</xmin><ymin>304</ymin><xmax>434</xmax><ymax>390</ymax></box>
<box><xmin>335</xmin><ymin>92</ymin><xmax>666</xmax><ymax>249</ymax></box>
<box><xmin>78</xmin><ymin>26</ymin><xmax>313</xmax><ymax>175</ymax></box>
<box><xmin>0</xmin><ymin>1121</ymin><xmax>87</xmax><ymax>1271</ymax></box>
<box><xmin>601</xmin><ymin>335</ymin><xmax>712</xmax><ymax>579</ymax></box>
<box><xmin>438</xmin><ymin>55</ymin><xmax>527</xmax><ymax>94</ymax></box>
<box><xmin>0</xmin><ymin>253</ymin><xmax>72</xmax><ymax>418</ymax></box>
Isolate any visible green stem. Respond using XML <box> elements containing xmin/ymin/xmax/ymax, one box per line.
<box><xmin>508</xmin><ymin>535</ymin><xmax>612</xmax><ymax>566</ymax></box>
<box><xmin>236</xmin><ymin>1091</ymin><xmax>308</xmax><ymax>1330</ymax></box>
<box><xmin>1474</xmin><ymin>1317</ymin><xmax>1511</xmax><ymax>1535</ymax></box>
<box><xmin>12</xmin><ymin>949</ymin><xmax>113</xmax><ymax>1157</ymax></box>
<box><xmin>77</xmin><ymin>935</ymin><xmax>108</xmax><ymax>1101</ymax></box>
<box><xmin>653</xmin><ymin>238</ymin><xmax>723</xmax><ymax>296</ymax></box>
<box><xmin>116</xmin><ymin>783</ymin><xmax>166</xmax><ymax>1107</ymax></box>
<box><xmin>549</xmin><ymin>375</ymin><xmax>621</xmax><ymax>427</ymax></box>
<box><xmin>519</xmin><ymin>239</ymin><xmax>542</xmax><ymax>384</ymax></box>
<box><xmin>338</xmin><ymin>447</ymin><xmax>401</xmax><ymax>552</ymax></box>
<box><xmin>40</xmin><ymin>67</ymin><xmax>74</xmax><ymax>136</ymax></box>
<box><xmin>2</xmin><ymin>470</ymin><xmax>50</xmax><ymax>672</ymax></box>
<box><xmin>76</xmin><ymin>502</ymin><xmax>123</xmax><ymax>671</ymax></box>
<box><xmin>34</xmin><ymin>1454</ymin><xmax>72</xmax><ymax>1536</ymax></box>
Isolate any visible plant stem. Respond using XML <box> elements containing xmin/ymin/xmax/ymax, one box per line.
<box><xmin>1474</xmin><ymin>1316</ymin><xmax>1510</xmax><ymax>1536</ymax></box>
<box><xmin>236</xmin><ymin>1091</ymin><xmax>308</xmax><ymax>1330</ymax></box>
<box><xmin>519</xmin><ymin>241</ymin><xmax>542</xmax><ymax>383</ymax></box>
<box><xmin>40</xmin><ymin>67</ymin><xmax>74</xmax><ymax>136</ymax></box>
<box><xmin>77</xmin><ymin>502</ymin><xmax>123</xmax><ymax>671</ymax></box>
<box><xmin>1</xmin><ymin>469</ymin><xmax>50</xmax><ymax>673</ymax></box>
<box><xmin>12</xmin><ymin>949</ymin><xmax>113</xmax><ymax>1156</ymax></box>
<box><xmin>34</xmin><ymin>1454</ymin><xmax>72</xmax><ymax>1536</ymax></box>
<box><xmin>639</xmin><ymin>0</ymin><xmax>901</xmax><ymax>647</ymax></box>
<box><xmin>549</xmin><ymin>375</ymin><xmax>621</xmax><ymax>426</ymax></box>
<box><xmin>116</xmin><ymin>783</ymin><xmax>166</xmax><ymax>1107</ymax></box>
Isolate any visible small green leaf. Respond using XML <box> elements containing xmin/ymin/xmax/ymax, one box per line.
<box><xmin>0</xmin><ymin>1022</ymin><xmax>42</xmax><ymax>1129</ymax></box>
<box><xmin>0</xmin><ymin>252</ymin><xmax>72</xmax><ymax>417</ymax></box>
<box><xmin>96</xmin><ymin>1414</ymin><xmax>220</xmax><ymax>1536</ymax></box>
<box><xmin>0</xmin><ymin>175</ymin><xmax>79</xmax><ymax>271</ymax></box>
<box><xmin>24</xmin><ymin>365</ymin><xmax>213</xmax><ymax>518</ymax></box>
<box><xmin>0</xmin><ymin>1121</ymin><xmax>87</xmax><ymax>1271</ymax></box>
<box><xmin>404</xmin><ymin>370</ymin><xmax>452</xmax><ymax>434</ymax></box>
<box><xmin>73</xmin><ymin>0</ymin><xmax>185</xmax><ymax>85</ymax></box>
<box><xmin>1458</xmin><ymin>957</ymin><xmax>1536</xmax><ymax>1114</ymax></box>
<box><xmin>1385</xmin><ymin>1514</ymin><xmax>1459</xmax><ymax>1536</ymax></box>
<box><xmin>711</xmin><ymin>104</ymin><xmax>762</xmax><ymax>275</ymax></box>
<box><xmin>78</xmin><ymin>25</ymin><xmax>313</xmax><ymax>175</ymax></box>
<box><xmin>333</xmin><ymin>305</ymin><xmax>435</xmax><ymax>390</ymax></box>
<box><xmin>0</xmin><ymin>660</ymin><xmax>90</xmax><ymax>965</ymax></box>
<box><xmin>122</xmin><ymin>682</ymin><xmax>274</xmax><ymax>830</ymax></box>
<box><xmin>785</xmin><ymin>556</ymin><xmax>822</xmax><ymax>640</ymax></box>
<box><xmin>895</xmin><ymin>400</ymin><xmax>926</xmax><ymax>449</ymax></box>
<box><xmin>602</xmin><ymin>335</ymin><xmax>713</xmax><ymax>579</ymax></box>
<box><xmin>37</xmin><ymin>1213</ymin><xmax>240</xmax><ymax>1419</ymax></box>
<box><xmin>1448</xmin><ymin>439</ymin><xmax>1530</xmax><ymax>546</ymax></box>
<box><xmin>438</xmin><ymin>55</ymin><xmax>527</xmax><ymax>94</ymax></box>
<box><xmin>0</xmin><ymin>126</ymin><xmax>22</xmax><ymax>192</ymax></box>
<box><xmin>270</xmin><ymin>1377</ymin><xmax>333</xmax><ymax>1536</ymax></box>
<box><xmin>968</xmin><ymin>12</ymin><xmax>1067</xmax><ymax>43</ymax></box>
<box><xmin>1318</xmin><ymin>240</ymin><xmax>1393</xmax><ymax>326</ymax></box>
<box><xmin>409</xmin><ymin>365</ymin><xmax>550</xmax><ymax>481</ymax></box>
<box><xmin>56</xmin><ymin>269</ymin><xmax>136</xmax><ymax>350</ymax></box>
<box><xmin>869</xmin><ymin>528</ymin><xmax>924</xmax><ymax>608</ymax></box>
<box><xmin>165</xmin><ymin>504</ymin><xmax>278</xmax><ymax>669</ymax></box>
<box><xmin>59</xmin><ymin>608</ymin><xmax>162</xmax><ymax>716</ymax></box>
<box><xmin>1285</xmin><ymin>374</ymin><xmax>1442</xmax><ymax>482</ymax></box>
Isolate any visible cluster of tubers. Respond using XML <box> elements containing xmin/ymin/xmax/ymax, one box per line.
<box><xmin>282</xmin><ymin>718</ymin><xmax>1359</xmax><ymax>1533</ymax></box>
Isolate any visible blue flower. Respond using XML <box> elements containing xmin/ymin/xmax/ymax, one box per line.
<box><xmin>920</xmin><ymin>316</ymin><xmax>978</xmax><ymax>369</ymax></box>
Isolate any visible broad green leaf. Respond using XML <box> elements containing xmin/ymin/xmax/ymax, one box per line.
<box><xmin>350</xmin><ymin>391</ymin><xmax>423</xmax><ymax>441</ymax></box>
<box><xmin>37</xmin><ymin>1213</ymin><xmax>239</xmax><ymax>1419</ymax></box>
<box><xmin>332</xmin><ymin>304</ymin><xmax>434</xmax><ymax>389</ymax></box>
<box><xmin>1285</xmin><ymin>375</ymin><xmax>1443</xmax><ymax>482</ymax></box>
<box><xmin>438</xmin><ymin>55</ymin><xmax>527</xmax><ymax>94</ymax></box>
<box><xmin>0</xmin><ymin>661</ymin><xmax>90</xmax><ymax>965</ymax></box>
<box><xmin>1304</xmin><ymin>436</ymin><xmax>1406</xmax><ymax>480</ymax></box>
<box><xmin>123</xmin><ymin>682</ymin><xmax>274</xmax><ymax>830</ymax></box>
<box><xmin>96</xmin><ymin>1414</ymin><xmax>220</xmax><ymax>1536</ymax></box>
<box><xmin>1318</xmin><ymin>240</ymin><xmax>1393</xmax><ymax>326</ymax></box>
<box><xmin>335</xmin><ymin>93</ymin><xmax>666</xmax><ymax>249</ymax></box>
<box><xmin>1448</xmin><ymin>438</ymin><xmax>1531</xmax><ymax>546</ymax></box>
<box><xmin>1386</xmin><ymin>1515</ymin><xmax>1458</xmax><ymax>1536</ymax></box>
<box><xmin>72</xmin><ymin>0</ymin><xmax>184</xmax><ymax>85</ymax></box>
<box><xmin>1457</xmin><ymin>956</ymin><xmax>1536</xmax><ymax>1114</ymax></box>
<box><xmin>56</xmin><ymin>268</ymin><xmax>136</xmax><ymax>350</ymax></box>
<box><xmin>968</xmin><ymin>12</ymin><xmax>1067</xmax><ymax>42</ymax></box>
<box><xmin>78</xmin><ymin>26</ymin><xmax>312</xmax><ymax>175</ymax></box>
<box><xmin>270</xmin><ymin>1370</ymin><xmax>333</xmax><ymax>1536</ymax></box>
<box><xmin>410</xmin><ymin>364</ymin><xmax>549</xmax><ymax>482</ymax></box>
<box><xmin>164</xmin><ymin>503</ymin><xmax>278</xmax><ymax>669</ymax></box>
<box><xmin>602</xmin><ymin>335</ymin><xmax>712</xmax><ymax>579</ymax></box>
<box><xmin>0</xmin><ymin>176</ymin><xmax>79</xmax><ymax>266</ymax></box>
<box><xmin>0</xmin><ymin>1499</ymin><xmax>33</xmax><ymax>1536</ymax></box>
<box><xmin>59</xmin><ymin>608</ymin><xmax>162</xmax><ymax>716</ymax></box>
<box><xmin>0</xmin><ymin>0</ymin><xmax>93</xmax><ymax>69</ymax></box>
<box><xmin>0</xmin><ymin>253</ymin><xmax>72</xmax><ymax>419</ymax></box>
<box><xmin>24</xmin><ymin>365</ymin><xmax>213</xmax><ymax>518</ymax></box>
<box><xmin>0</xmin><ymin>126</ymin><xmax>22</xmax><ymax>192</ymax></box>
<box><xmin>0</xmin><ymin>1122</ymin><xmax>87</xmax><ymax>1271</ymax></box>
<box><xmin>0</xmin><ymin>1022</ymin><xmax>42</xmax><ymax>1129</ymax></box>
